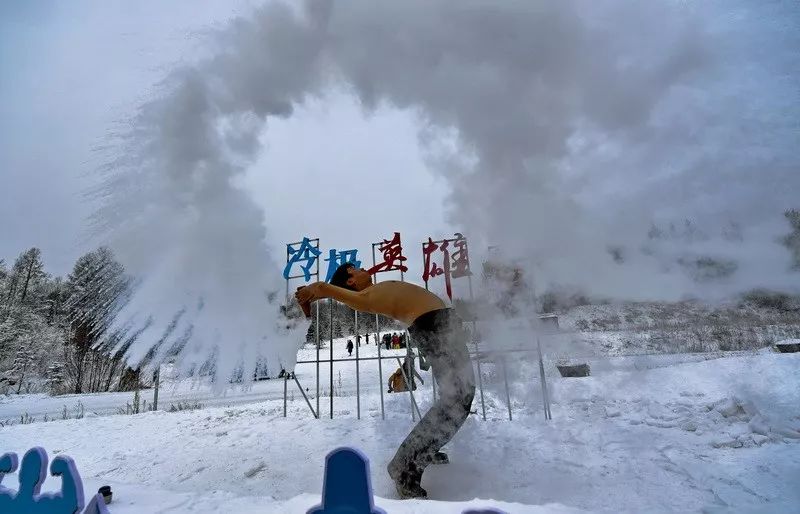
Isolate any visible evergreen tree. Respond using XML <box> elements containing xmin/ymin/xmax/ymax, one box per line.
<box><xmin>10</xmin><ymin>348</ymin><xmax>36</xmax><ymax>394</ymax></box>
<box><xmin>45</xmin><ymin>362</ymin><xmax>66</xmax><ymax>395</ymax></box>
<box><xmin>0</xmin><ymin>309</ymin><xmax>60</xmax><ymax>394</ymax></box>
<box><xmin>2</xmin><ymin>248</ymin><xmax>47</xmax><ymax>320</ymax></box>
<box><xmin>13</xmin><ymin>248</ymin><xmax>47</xmax><ymax>306</ymax></box>
<box><xmin>64</xmin><ymin>247</ymin><xmax>132</xmax><ymax>393</ymax></box>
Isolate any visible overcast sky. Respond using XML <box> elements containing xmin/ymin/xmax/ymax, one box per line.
<box><xmin>3</xmin><ymin>0</ymin><xmax>798</xmax><ymax>378</ymax></box>
<box><xmin>0</xmin><ymin>0</ymin><xmax>448</xmax><ymax>284</ymax></box>
<box><xmin>2</xmin><ymin>0</ymin><xmax>798</xmax><ymax>299</ymax></box>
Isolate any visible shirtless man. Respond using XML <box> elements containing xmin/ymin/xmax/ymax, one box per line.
<box><xmin>295</xmin><ymin>262</ymin><xmax>476</xmax><ymax>498</ymax></box>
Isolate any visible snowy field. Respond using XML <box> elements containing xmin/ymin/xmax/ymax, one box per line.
<box><xmin>1</xmin><ymin>343</ymin><xmax>799</xmax><ymax>513</ymax></box>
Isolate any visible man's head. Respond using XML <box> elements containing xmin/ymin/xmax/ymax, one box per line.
<box><xmin>330</xmin><ymin>263</ymin><xmax>373</xmax><ymax>291</ymax></box>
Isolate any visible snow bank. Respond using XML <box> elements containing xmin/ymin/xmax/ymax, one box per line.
<box><xmin>1</xmin><ymin>352</ymin><xmax>798</xmax><ymax>513</ymax></box>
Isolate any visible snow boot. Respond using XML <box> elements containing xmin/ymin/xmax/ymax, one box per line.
<box><xmin>388</xmin><ymin>463</ymin><xmax>427</xmax><ymax>499</ymax></box>
<box><xmin>431</xmin><ymin>451</ymin><xmax>449</xmax><ymax>465</ymax></box>
<box><xmin>394</xmin><ymin>478</ymin><xmax>427</xmax><ymax>499</ymax></box>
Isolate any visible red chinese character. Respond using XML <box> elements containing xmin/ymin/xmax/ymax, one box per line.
<box><xmin>368</xmin><ymin>232</ymin><xmax>409</xmax><ymax>274</ymax></box>
<box><xmin>450</xmin><ymin>232</ymin><xmax>472</xmax><ymax>279</ymax></box>
<box><xmin>423</xmin><ymin>238</ymin><xmax>452</xmax><ymax>300</ymax></box>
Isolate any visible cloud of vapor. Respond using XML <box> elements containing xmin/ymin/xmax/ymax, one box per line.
<box><xmin>320</xmin><ymin>0</ymin><xmax>800</xmax><ymax>300</ymax></box>
<box><xmin>93</xmin><ymin>2</ymin><xmax>329</xmax><ymax>380</ymax></box>
<box><xmin>94</xmin><ymin>0</ymin><xmax>799</xmax><ymax>381</ymax></box>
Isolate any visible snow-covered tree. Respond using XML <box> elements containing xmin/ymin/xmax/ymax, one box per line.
<box><xmin>63</xmin><ymin>247</ymin><xmax>133</xmax><ymax>393</ymax></box>
<box><xmin>9</xmin><ymin>248</ymin><xmax>48</xmax><ymax>308</ymax></box>
<box><xmin>0</xmin><ymin>247</ymin><xmax>140</xmax><ymax>395</ymax></box>
<box><xmin>10</xmin><ymin>347</ymin><xmax>36</xmax><ymax>394</ymax></box>
<box><xmin>1</xmin><ymin>248</ymin><xmax>54</xmax><ymax>386</ymax></box>
<box><xmin>45</xmin><ymin>362</ymin><xmax>66</xmax><ymax>395</ymax></box>
<box><xmin>2</xmin><ymin>248</ymin><xmax>48</xmax><ymax>321</ymax></box>
<box><xmin>0</xmin><ymin>305</ymin><xmax>64</xmax><ymax>394</ymax></box>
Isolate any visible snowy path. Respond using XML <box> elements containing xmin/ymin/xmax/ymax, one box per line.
<box><xmin>1</xmin><ymin>352</ymin><xmax>798</xmax><ymax>512</ymax></box>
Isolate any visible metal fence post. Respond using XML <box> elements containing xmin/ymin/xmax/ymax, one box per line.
<box><xmin>467</xmin><ymin>274</ymin><xmax>487</xmax><ymax>420</ymax></box>
<box><xmin>355</xmin><ymin>310</ymin><xmax>360</xmax><ymax>420</ymax></box>
<box><xmin>501</xmin><ymin>356</ymin><xmax>513</xmax><ymax>421</ymax></box>
<box><xmin>294</xmin><ymin>374</ymin><xmax>318</xmax><ymax>419</ymax></box>
<box><xmin>396</xmin><ymin>356</ymin><xmax>422</xmax><ymax>420</ymax></box>
<box><xmin>404</xmin><ymin>333</ymin><xmax>417</xmax><ymax>421</ymax></box>
<box><xmin>329</xmin><ymin>298</ymin><xmax>334</xmax><ymax>419</ymax></box>
<box><xmin>537</xmin><ymin>337</ymin><xmax>552</xmax><ymax>420</ymax></box>
<box><xmin>152</xmin><ymin>366</ymin><xmax>160</xmax><ymax>411</ymax></box>
<box><xmin>316</xmin><ymin>301</ymin><xmax>320</xmax><ymax>418</ymax></box>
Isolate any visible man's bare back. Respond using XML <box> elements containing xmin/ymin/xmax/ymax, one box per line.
<box><xmin>295</xmin><ymin>267</ymin><xmax>445</xmax><ymax>324</ymax></box>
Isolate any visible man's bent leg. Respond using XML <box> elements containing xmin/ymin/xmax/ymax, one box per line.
<box><xmin>388</xmin><ymin>390</ymin><xmax>473</xmax><ymax>474</ymax></box>
<box><xmin>388</xmin><ymin>350</ymin><xmax>475</xmax><ymax>496</ymax></box>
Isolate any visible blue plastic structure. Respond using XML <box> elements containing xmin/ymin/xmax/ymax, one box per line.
<box><xmin>307</xmin><ymin>447</ymin><xmax>386</xmax><ymax>514</ymax></box>
<box><xmin>0</xmin><ymin>447</ymin><xmax>109</xmax><ymax>514</ymax></box>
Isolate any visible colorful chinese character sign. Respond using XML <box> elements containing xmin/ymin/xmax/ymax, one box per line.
<box><xmin>284</xmin><ymin>237</ymin><xmax>321</xmax><ymax>282</ymax></box>
<box><xmin>451</xmin><ymin>232</ymin><xmax>472</xmax><ymax>279</ymax></box>
<box><xmin>324</xmin><ymin>249</ymin><xmax>362</xmax><ymax>282</ymax></box>
<box><xmin>422</xmin><ymin>233</ymin><xmax>471</xmax><ymax>300</ymax></box>
<box><xmin>368</xmin><ymin>232</ymin><xmax>408</xmax><ymax>274</ymax></box>
<box><xmin>423</xmin><ymin>238</ymin><xmax>452</xmax><ymax>299</ymax></box>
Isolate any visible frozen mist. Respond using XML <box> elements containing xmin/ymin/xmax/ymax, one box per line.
<box><xmin>90</xmin><ymin>0</ymin><xmax>800</xmax><ymax>382</ymax></box>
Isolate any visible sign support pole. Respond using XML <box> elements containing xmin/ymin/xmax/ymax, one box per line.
<box><xmin>372</xmin><ymin>245</ymin><xmax>385</xmax><ymax>420</ymax></box>
<box><xmin>355</xmin><ymin>310</ymin><xmax>360</xmax><ymax>420</ymax></box>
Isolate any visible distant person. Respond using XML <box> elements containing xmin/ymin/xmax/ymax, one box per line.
<box><xmin>383</xmin><ymin>333</ymin><xmax>392</xmax><ymax>350</ymax></box>
<box><xmin>388</xmin><ymin>354</ymin><xmax>423</xmax><ymax>393</ymax></box>
<box><xmin>346</xmin><ymin>339</ymin><xmax>354</xmax><ymax>356</ymax></box>
<box><xmin>356</xmin><ymin>334</ymin><xmax>361</xmax><ymax>347</ymax></box>
<box><xmin>392</xmin><ymin>333</ymin><xmax>399</xmax><ymax>349</ymax></box>
<box><xmin>297</xmin><ymin>263</ymin><xmax>474</xmax><ymax>498</ymax></box>
<box><xmin>365</xmin><ymin>333</ymin><xmax>370</xmax><ymax>344</ymax></box>
<box><xmin>388</xmin><ymin>367</ymin><xmax>404</xmax><ymax>393</ymax></box>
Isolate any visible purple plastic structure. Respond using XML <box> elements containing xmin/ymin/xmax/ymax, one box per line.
<box><xmin>0</xmin><ymin>447</ymin><xmax>109</xmax><ymax>514</ymax></box>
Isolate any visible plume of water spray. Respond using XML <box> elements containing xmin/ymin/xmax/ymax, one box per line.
<box><xmin>92</xmin><ymin>2</ymin><xmax>329</xmax><ymax>383</ymax></box>
<box><xmin>92</xmin><ymin>0</ymin><xmax>799</xmax><ymax>386</ymax></box>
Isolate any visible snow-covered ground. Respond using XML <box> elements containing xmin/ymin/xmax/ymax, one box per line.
<box><xmin>1</xmin><ymin>345</ymin><xmax>798</xmax><ymax>512</ymax></box>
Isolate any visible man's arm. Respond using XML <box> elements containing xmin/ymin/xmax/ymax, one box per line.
<box><xmin>296</xmin><ymin>282</ymin><xmax>373</xmax><ymax>313</ymax></box>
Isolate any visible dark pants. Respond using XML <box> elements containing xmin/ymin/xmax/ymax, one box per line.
<box><xmin>388</xmin><ymin>309</ymin><xmax>475</xmax><ymax>485</ymax></box>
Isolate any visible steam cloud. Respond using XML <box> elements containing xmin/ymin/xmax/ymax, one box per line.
<box><xmin>94</xmin><ymin>0</ymin><xmax>800</xmax><ymax>379</ymax></box>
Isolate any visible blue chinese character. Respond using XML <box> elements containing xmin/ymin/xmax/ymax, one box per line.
<box><xmin>324</xmin><ymin>249</ymin><xmax>361</xmax><ymax>282</ymax></box>
<box><xmin>284</xmin><ymin>237</ymin><xmax>322</xmax><ymax>282</ymax></box>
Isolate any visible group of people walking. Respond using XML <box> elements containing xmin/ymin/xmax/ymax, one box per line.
<box><xmin>382</xmin><ymin>332</ymin><xmax>406</xmax><ymax>350</ymax></box>
<box><xmin>346</xmin><ymin>331</ymin><xmax>411</xmax><ymax>355</ymax></box>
